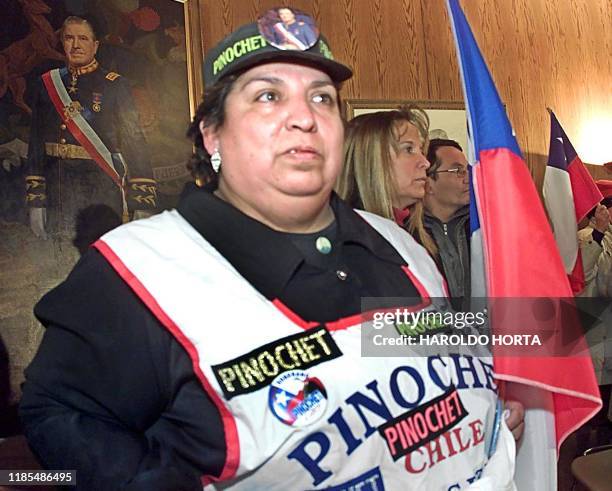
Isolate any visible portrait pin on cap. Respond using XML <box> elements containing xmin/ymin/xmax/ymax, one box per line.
<box><xmin>203</xmin><ymin>6</ymin><xmax>352</xmax><ymax>88</ymax></box>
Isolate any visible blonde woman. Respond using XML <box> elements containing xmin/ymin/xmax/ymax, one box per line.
<box><xmin>338</xmin><ymin>106</ymin><xmax>526</xmax><ymax>447</ymax></box>
<box><xmin>337</xmin><ymin>105</ymin><xmax>437</xmax><ymax>256</ymax></box>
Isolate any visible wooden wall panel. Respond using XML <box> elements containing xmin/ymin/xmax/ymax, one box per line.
<box><xmin>585</xmin><ymin>164</ymin><xmax>612</xmax><ymax>182</ymax></box>
<box><xmin>199</xmin><ymin>0</ymin><xmax>430</xmax><ymax>101</ymax></box>
<box><xmin>460</xmin><ymin>0</ymin><xmax>612</xmax><ymax>185</ymax></box>
<box><xmin>196</xmin><ymin>0</ymin><xmax>612</xmax><ymax>183</ymax></box>
<box><xmin>420</xmin><ymin>1</ymin><xmax>462</xmax><ymax>101</ymax></box>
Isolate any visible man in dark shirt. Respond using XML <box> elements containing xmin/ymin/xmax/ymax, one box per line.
<box><xmin>425</xmin><ymin>138</ymin><xmax>471</xmax><ymax>309</ymax></box>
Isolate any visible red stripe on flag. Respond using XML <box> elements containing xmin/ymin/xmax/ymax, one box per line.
<box><xmin>568</xmin><ymin>251</ymin><xmax>585</xmax><ymax>295</ymax></box>
<box><xmin>475</xmin><ymin>148</ymin><xmax>601</xmax><ymax>450</ymax></box>
<box><xmin>567</xmin><ymin>157</ymin><xmax>603</xmax><ymax>222</ymax></box>
<box><xmin>494</xmin><ymin>356</ymin><xmax>601</xmax><ymax>450</ymax></box>
<box><xmin>477</xmin><ymin>148</ymin><xmax>570</xmax><ymax>297</ymax></box>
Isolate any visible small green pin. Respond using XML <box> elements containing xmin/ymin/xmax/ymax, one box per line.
<box><xmin>315</xmin><ymin>236</ymin><xmax>332</xmax><ymax>254</ymax></box>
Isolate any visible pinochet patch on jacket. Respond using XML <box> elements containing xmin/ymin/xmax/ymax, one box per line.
<box><xmin>212</xmin><ymin>326</ymin><xmax>342</xmax><ymax>399</ymax></box>
<box><xmin>378</xmin><ymin>384</ymin><xmax>468</xmax><ymax>460</ymax></box>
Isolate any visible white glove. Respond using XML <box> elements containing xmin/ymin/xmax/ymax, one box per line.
<box><xmin>29</xmin><ymin>207</ymin><xmax>48</xmax><ymax>240</ymax></box>
<box><xmin>132</xmin><ymin>210</ymin><xmax>153</xmax><ymax>221</ymax></box>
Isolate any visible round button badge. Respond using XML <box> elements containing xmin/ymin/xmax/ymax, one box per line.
<box><xmin>257</xmin><ymin>7</ymin><xmax>320</xmax><ymax>51</ymax></box>
<box><xmin>268</xmin><ymin>370</ymin><xmax>328</xmax><ymax>427</ymax></box>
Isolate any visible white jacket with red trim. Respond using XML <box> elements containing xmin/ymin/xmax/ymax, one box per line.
<box><xmin>96</xmin><ymin>209</ymin><xmax>516</xmax><ymax>491</ymax></box>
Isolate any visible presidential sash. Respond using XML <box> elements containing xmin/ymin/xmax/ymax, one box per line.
<box><xmin>274</xmin><ymin>23</ymin><xmax>308</xmax><ymax>50</ymax></box>
<box><xmin>42</xmin><ymin>69</ymin><xmax>122</xmax><ymax>187</ymax></box>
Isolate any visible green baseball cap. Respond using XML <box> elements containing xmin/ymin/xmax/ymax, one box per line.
<box><xmin>203</xmin><ymin>7</ymin><xmax>353</xmax><ymax>88</ymax></box>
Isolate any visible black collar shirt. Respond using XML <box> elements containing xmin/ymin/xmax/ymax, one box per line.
<box><xmin>178</xmin><ymin>184</ymin><xmax>422</xmax><ymax>322</ymax></box>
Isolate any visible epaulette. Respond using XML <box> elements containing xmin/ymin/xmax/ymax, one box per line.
<box><xmin>105</xmin><ymin>72</ymin><xmax>121</xmax><ymax>81</ymax></box>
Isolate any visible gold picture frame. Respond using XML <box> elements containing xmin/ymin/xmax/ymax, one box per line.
<box><xmin>344</xmin><ymin>99</ymin><xmax>467</xmax><ymax>152</ymax></box>
<box><xmin>182</xmin><ymin>0</ymin><xmax>204</xmax><ymax>117</ymax></box>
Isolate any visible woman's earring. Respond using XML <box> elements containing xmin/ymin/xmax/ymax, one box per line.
<box><xmin>210</xmin><ymin>149</ymin><xmax>222</xmax><ymax>173</ymax></box>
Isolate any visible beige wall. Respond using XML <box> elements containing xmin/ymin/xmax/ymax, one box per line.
<box><xmin>195</xmin><ymin>0</ymin><xmax>612</xmax><ymax>185</ymax></box>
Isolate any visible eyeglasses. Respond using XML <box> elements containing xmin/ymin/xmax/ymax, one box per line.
<box><xmin>431</xmin><ymin>167</ymin><xmax>468</xmax><ymax>178</ymax></box>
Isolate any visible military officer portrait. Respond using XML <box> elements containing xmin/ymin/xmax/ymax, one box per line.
<box><xmin>258</xmin><ymin>7</ymin><xmax>319</xmax><ymax>51</ymax></box>
<box><xmin>25</xmin><ymin>15</ymin><xmax>158</xmax><ymax>240</ymax></box>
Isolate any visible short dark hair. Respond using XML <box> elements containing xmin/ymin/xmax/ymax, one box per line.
<box><xmin>61</xmin><ymin>16</ymin><xmax>99</xmax><ymax>41</ymax></box>
<box><xmin>426</xmin><ymin>138</ymin><xmax>463</xmax><ymax>179</ymax></box>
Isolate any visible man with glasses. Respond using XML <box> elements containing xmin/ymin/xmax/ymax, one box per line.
<box><xmin>424</xmin><ymin>138</ymin><xmax>471</xmax><ymax>309</ymax></box>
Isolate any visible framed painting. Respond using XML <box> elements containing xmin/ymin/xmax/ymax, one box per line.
<box><xmin>344</xmin><ymin>99</ymin><xmax>467</xmax><ymax>152</ymax></box>
<box><xmin>0</xmin><ymin>0</ymin><xmax>204</xmax><ymax>220</ymax></box>
<box><xmin>0</xmin><ymin>0</ymin><xmax>204</xmax><ymax>413</ymax></box>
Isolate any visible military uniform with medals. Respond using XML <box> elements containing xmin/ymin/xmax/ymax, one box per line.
<box><xmin>25</xmin><ymin>59</ymin><xmax>157</xmax><ymax>235</ymax></box>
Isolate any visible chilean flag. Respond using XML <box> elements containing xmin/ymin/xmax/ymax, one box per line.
<box><xmin>446</xmin><ymin>1</ymin><xmax>601</xmax><ymax>489</ymax></box>
<box><xmin>543</xmin><ymin>111</ymin><xmax>603</xmax><ymax>294</ymax></box>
